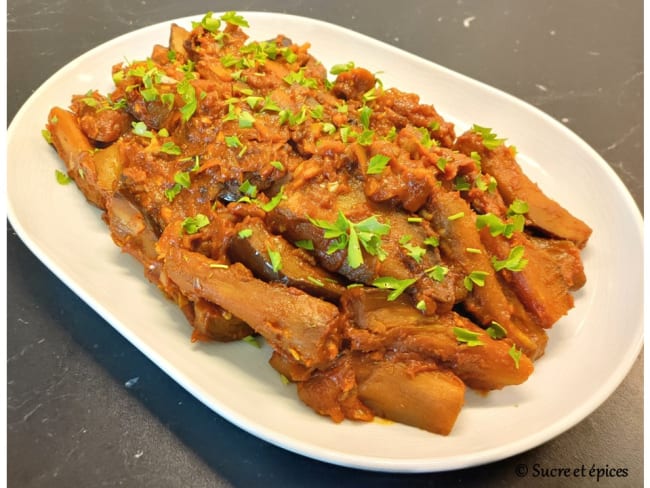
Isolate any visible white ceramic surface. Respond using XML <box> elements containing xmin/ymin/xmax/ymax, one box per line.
<box><xmin>7</xmin><ymin>12</ymin><xmax>643</xmax><ymax>473</ymax></box>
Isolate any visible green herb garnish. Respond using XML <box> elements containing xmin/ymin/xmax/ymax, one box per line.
<box><xmin>267</xmin><ymin>247</ymin><xmax>282</xmax><ymax>273</ymax></box>
<box><xmin>367</xmin><ymin>154</ymin><xmax>391</xmax><ymax>175</ymax></box>
<box><xmin>463</xmin><ymin>270</ymin><xmax>489</xmax><ymax>291</ymax></box>
<box><xmin>181</xmin><ymin>213</ymin><xmax>209</xmax><ymax>234</ymax></box>
<box><xmin>509</xmin><ymin>344</ymin><xmax>522</xmax><ymax>369</ymax></box>
<box><xmin>131</xmin><ymin>121</ymin><xmax>154</xmax><ymax>138</ymax></box>
<box><xmin>425</xmin><ymin>264</ymin><xmax>448</xmax><ymax>282</ymax></box>
<box><xmin>492</xmin><ymin>245</ymin><xmax>528</xmax><ymax>272</ymax></box>
<box><xmin>55</xmin><ymin>169</ymin><xmax>71</xmax><ymax>185</ymax></box>
<box><xmin>160</xmin><ymin>141</ymin><xmax>182</xmax><ymax>155</ymax></box>
<box><xmin>472</xmin><ymin>124</ymin><xmax>506</xmax><ymax>150</ymax></box>
<box><xmin>330</xmin><ymin>61</ymin><xmax>355</xmax><ymax>75</ymax></box>
<box><xmin>309</xmin><ymin>212</ymin><xmax>390</xmax><ymax>269</ymax></box>
<box><xmin>486</xmin><ymin>321</ymin><xmax>508</xmax><ymax>339</ymax></box>
<box><xmin>242</xmin><ymin>335</ymin><xmax>261</xmax><ymax>348</ymax></box>
<box><xmin>453</xmin><ymin>327</ymin><xmax>484</xmax><ymax>347</ymax></box>
<box><xmin>371</xmin><ymin>276</ymin><xmax>417</xmax><ymax>301</ymax></box>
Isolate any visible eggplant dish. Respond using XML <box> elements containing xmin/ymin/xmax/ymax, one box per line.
<box><xmin>44</xmin><ymin>12</ymin><xmax>591</xmax><ymax>436</ymax></box>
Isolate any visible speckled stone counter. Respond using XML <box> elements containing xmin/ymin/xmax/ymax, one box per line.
<box><xmin>7</xmin><ymin>1</ymin><xmax>643</xmax><ymax>486</ymax></box>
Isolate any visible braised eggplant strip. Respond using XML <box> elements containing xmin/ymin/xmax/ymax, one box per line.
<box><xmin>342</xmin><ymin>288</ymin><xmax>533</xmax><ymax>390</ymax></box>
<box><xmin>297</xmin><ymin>351</ymin><xmax>466</xmax><ymax>436</ymax></box>
<box><xmin>454</xmin><ymin>131</ymin><xmax>592</xmax><ymax>248</ymax></box>
<box><xmin>162</xmin><ymin>244</ymin><xmax>342</xmax><ymax>369</ymax></box>
<box><xmin>43</xmin><ymin>11</ymin><xmax>590</xmax><ymax>435</ymax></box>
<box><xmin>228</xmin><ymin>217</ymin><xmax>346</xmax><ymax>301</ymax></box>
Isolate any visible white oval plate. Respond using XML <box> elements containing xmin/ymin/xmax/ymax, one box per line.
<box><xmin>7</xmin><ymin>12</ymin><xmax>643</xmax><ymax>473</ymax></box>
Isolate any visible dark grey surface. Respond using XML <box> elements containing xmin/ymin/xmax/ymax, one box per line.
<box><xmin>7</xmin><ymin>1</ymin><xmax>643</xmax><ymax>486</ymax></box>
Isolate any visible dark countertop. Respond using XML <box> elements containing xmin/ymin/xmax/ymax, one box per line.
<box><xmin>7</xmin><ymin>1</ymin><xmax>643</xmax><ymax>486</ymax></box>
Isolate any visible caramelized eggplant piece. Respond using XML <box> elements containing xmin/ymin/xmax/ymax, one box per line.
<box><xmin>297</xmin><ymin>350</ymin><xmax>465</xmax><ymax>435</ymax></box>
<box><xmin>163</xmin><ymin>246</ymin><xmax>341</xmax><ymax>368</ymax></box>
<box><xmin>107</xmin><ymin>191</ymin><xmax>252</xmax><ymax>342</ymax></box>
<box><xmin>269</xmin><ymin>178</ymin><xmax>456</xmax><ymax>314</ymax></box>
<box><xmin>228</xmin><ymin>218</ymin><xmax>346</xmax><ymax>301</ymax></box>
<box><xmin>191</xmin><ymin>298</ymin><xmax>253</xmax><ymax>342</ymax></box>
<box><xmin>455</xmin><ymin>131</ymin><xmax>592</xmax><ymax>248</ymax></box>
<box><xmin>71</xmin><ymin>92</ymin><xmax>132</xmax><ymax>143</ymax></box>
<box><xmin>354</xmin><ymin>352</ymin><xmax>465</xmax><ymax>436</ymax></box>
<box><xmin>47</xmin><ymin>107</ymin><xmax>106</xmax><ymax>208</ymax></box>
<box><xmin>342</xmin><ymin>287</ymin><xmax>534</xmax><ymax>390</ymax></box>
<box><xmin>480</xmin><ymin>230</ymin><xmax>574</xmax><ymax>329</ymax></box>
<box><xmin>528</xmin><ymin>237</ymin><xmax>587</xmax><ymax>291</ymax></box>
<box><xmin>425</xmin><ymin>187</ymin><xmax>545</xmax><ymax>358</ymax></box>
<box><xmin>296</xmin><ymin>352</ymin><xmax>374</xmax><ymax>424</ymax></box>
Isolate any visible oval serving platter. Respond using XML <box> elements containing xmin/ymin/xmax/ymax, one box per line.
<box><xmin>7</xmin><ymin>12</ymin><xmax>643</xmax><ymax>472</ymax></box>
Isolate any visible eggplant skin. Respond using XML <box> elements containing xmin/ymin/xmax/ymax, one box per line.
<box><xmin>227</xmin><ymin>218</ymin><xmax>346</xmax><ymax>302</ymax></box>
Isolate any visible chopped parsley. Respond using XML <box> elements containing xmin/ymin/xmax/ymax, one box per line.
<box><xmin>295</xmin><ymin>239</ymin><xmax>315</xmax><ymax>251</ymax></box>
<box><xmin>177</xmin><ymin>78</ymin><xmax>198</xmax><ymax>122</ymax></box>
<box><xmin>359</xmin><ymin>105</ymin><xmax>372</xmax><ymax>129</ymax></box>
<box><xmin>164</xmin><ymin>158</ymin><xmax>200</xmax><ymax>202</ymax></box>
<box><xmin>309</xmin><ymin>212</ymin><xmax>390</xmax><ymax>269</ymax></box>
<box><xmin>463</xmin><ymin>270</ymin><xmax>489</xmax><ymax>291</ymax></box>
<box><xmin>356</xmin><ymin>129</ymin><xmax>375</xmax><ymax>146</ymax></box>
<box><xmin>475</xmin><ymin>212</ymin><xmax>522</xmax><ymax>238</ymax></box>
<box><xmin>160</xmin><ymin>141</ymin><xmax>182</xmax><ymax>155</ymax></box>
<box><xmin>225</xmin><ymin>135</ymin><xmax>243</xmax><ymax>148</ymax></box>
<box><xmin>453</xmin><ymin>176</ymin><xmax>471</xmax><ymax>191</ymax></box>
<box><xmin>270</xmin><ymin>160</ymin><xmax>285</xmax><ymax>171</ymax></box>
<box><xmin>366</xmin><ymin>154</ymin><xmax>391</xmax><ymax>175</ymax></box>
<box><xmin>194</xmin><ymin>11</ymin><xmax>221</xmax><ymax>32</ymax></box>
<box><xmin>436</xmin><ymin>157</ymin><xmax>448</xmax><ymax>172</ymax></box>
<box><xmin>238</xmin><ymin>110</ymin><xmax>256</xmax><ymax>128</ymax></box>
<box><xmin>238</xmin><ymin>228</ymin><xmax>253</xmax><ymax>239</ymax></box>
<box><xmin>475</xmin><ymin>214</ymin><xmax>503</xmax><ymax>236</ymax></box>
<box><xmin>132</xmin><ymin>121</ymin><xmax>154</xmax><ymax>138</ymax></box>
<box><xmin>238</xmin><ymin>179</ymin><xmax>258</xmax><ymax>198</ymax></box>
<box><xmin>418</xmin><ymin>127</ymin><xmax>435</xmax><ymax>149</ymax></box>
<box><xmin>486</xmin><ymin>321</ymin><xmax>508</xmax><ymax>340</ymax></box>
<box><xmin>41</xmin><ymin>129</ymin><xmax>53</xmax><ymax>144</ymax></box>
<box><xmin>258</xmin><ymin>186</ymin><xmax>285</xmax><ymax>212</ymax></box>
<box><xmin>453</xmin><ymin>327</ymin><xmax>484</xmax><ymax>347</ymax></box>
<box><xmin>400</xmin><ymin>238</ymin><xmax>426</xmax><ymax>263</ymax></box>
<box><xmin>425</xmin><ymin>264</ymin><xmax>449</xmax><ymax>282</ymax></box>
<box><xmin>310</xmin><ymin>104</ymin><xmax>325</xmax><ymax>120</ymax></box>
<box><xmin>339</xmin><ymin>126</ymin><xmax>351</xmax><ymax>143</ymax></box>
<box><xmin>267</xmin><ymin>247</ymin><xmax>282</xmax><ymax>273</ymax></box>
<box><xmin>283</xmin><ymin>69</ymin><xmax>318</xmax><ymax>89</ymax></box>
<box><xmin>507</xmin><ymin>199</ymin><xmax>529</xmax><ymax>216</ymax></box>
<box><xmin>242</xmin><ymin>335</ymin><xmax>261</xmax><ymax>348</ymax></box>
<box><xmin>181</xmin><ymin>213</ymin><xmax>209</xmax><ymax>234</ymax></box>
<box><xmin>491</xmin><ymin>245</ymin><xmax>528</xmax><ymax>272</ymax></box>
<box><xmin>509</xmin><ymin>344</ymin><xmax>522</xmax><ymax>369</ymax></box>
<box><xmin>423</xmin><ymin>236</ymin><xmax>439</xmax><ymax>247</ymax></box>
<box><xmin>221</xmin><ymin>11</ymin><xmax>249</xmax><ymax>27</ymax></box>
<box><xmin>330</xmin><ymin>61</ymin><xmax>355</xmax><ymax>75</ymax></box>
<box><xmin>55</xmin><ymin>169</ymin><xmax>72</xmax><ymax>185</ymax></box>
<box><xmin>471</xmin><ymin>124</ymin><xmax>506</xmax><ymax>150</ymax></box>
<box><xmin>307</xmin><ymin>276</ymin><xmax>325</xmax><ymax>287</ymax></box>
<box><xmin>371</xmin><ymin>276</ymin><xmax>417</xmax><ymax>301</ymax></box>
